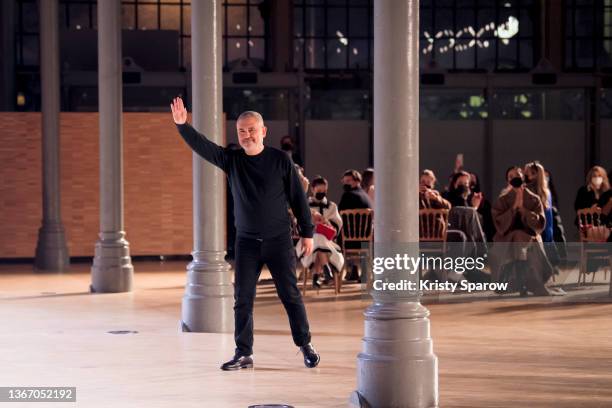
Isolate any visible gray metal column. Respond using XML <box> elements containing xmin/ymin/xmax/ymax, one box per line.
<box><xmin>181</xmin><ymin>0</ymin><xmax>234</xmax><ymax>333</ymax></box>
<box><xmin>352</xmin><ymin>1</ymin><xmax>439</xmax><ymax>407</ymax></box>
<box><xmin>91</xmin><ymin>0</ymin><xmax>133</xmax><ymax>293</ymax></box>
<box><xmin>34</xmin><ymin>0</ymin><xmax>70</xmax><ymax>271</ymax></box>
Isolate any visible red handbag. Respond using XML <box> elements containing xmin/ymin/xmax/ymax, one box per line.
<box><xmin>315</xmin><ymin>223</ymin><xmax>337</xmax><ymax>241</ymax></box>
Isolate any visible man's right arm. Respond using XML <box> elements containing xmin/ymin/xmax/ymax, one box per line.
<box><xmin>176</xmin><ymin>123</ymin><xmax>228</xmax><ymax>172</ymax></box>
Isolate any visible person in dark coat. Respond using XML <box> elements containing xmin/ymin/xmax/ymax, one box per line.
<box><xmin>338</xmin><ymin>169</ymin><xmax>373</xmax><ymax>211</ymax></box>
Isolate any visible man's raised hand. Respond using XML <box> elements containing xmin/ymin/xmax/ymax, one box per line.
<box><xmin>170</xmin><ymin>97</ymin><xmax>188</xmax><ymax>125</ymax></box>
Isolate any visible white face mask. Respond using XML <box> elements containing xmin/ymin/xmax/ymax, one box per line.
<box><xmin>592</xmin><ymin>176</ymin><xmax>603</xmax><ymax>188</ymax></box>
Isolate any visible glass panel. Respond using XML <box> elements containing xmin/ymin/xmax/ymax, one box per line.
<box><xmin>223</xmin><ymin>88</ymin><xmax>289</xmax><ymax>120</ymax></box>
<box><xmin>304</xmin><ymin>6</ymin><xmax>325</xmax><ymax>37</ymax></box>
<box><xmin>249</xmin><ymin>6</ymin><xmax>265</xmax><ymax>36</ymax></box>
<box><xmin>183</xmin><ymin>37</ymin><xmax>191</xmax><ymax>68</ymax></box>
<box><xmin>228</xmin><ymin>38</ymin><xmax>247</xmax><ymax>63</ymax></box>
<box><xmin>138</xmin><ymin>4</ymin><xmax>158</xmax><ymax>30</ymax></box>
<box><xmin>498</xmin><ymin>38</ymin><xmax>518</xmax><ymax>69</ymax></box>
<box><xmin>349</xmin><ymin>39</ymin><xmax>368</xmax><ymax>69</ymax></box>
<box><xmin>227</xmin><ymin>6</ymin><xmax>247</xmax><ymax>36</ymax></box>
<box><xmin>455</xmin><ymin>39</ymin><xmax>476</xmax><ymax>69</ymax></box>
<box><xmin>601</xmin><ymin>89</ymin><xmax>612</xmax><ymax>118</ymax></box>
<box><xmin>294</xmin><ymin>7</ymin><xmax>303</xmax><ymax>36</ymax></box>
<box><xmin>122</xmin><ymin>4</ymin><xmax>136</xmax><ymax>30</ymax></box>
<box><xmin>183</xmin><ymin>5</ymin><xmax>191</xmax><ymax>35</ymax></box>
<box><xmin>519</xmin><ymin>40</ymin><xmax>533</xmax><ymax>69</ymax></box>
<box><xmin>305</xmin><ymin>38</ymin><xmax>325</xmax><ymax>69</ymax></box>
<box><xmin>326</xmin><ymin>39</ymin><xmax>347</xmax><ymax>69</ymax></box>
<box><xmin>22</xmin><ymin>35</ymin><xmax>39</xmax><ymax>66</ymax></box>
<box><xmin>348</xmin><ymin>7</ymin><xmax>369</xmax><ymax>37</ymax></box>
<box><xmin>327</xmin><ymin>7</ymin><xmax>347</xmax><ymax>37</ymax></box>
<box><xmin>248</xmin><ymin>38</ymin><xmax>265</xmax><ymax>62</ymax></box>
<box><xmin>160</xmin><ymin>5</ymin><xmax>180</xmax><ymax>31</ymax></box>
<box><xmin>306</xmin><ymin>90</ymin><xmax>370</xmax><ymax>120</ymax></box>
<box><xmin>22</xmin><ymin>2</ymin><xmax>39</xmax><ymax>33</ymax></box>
<box><xmin>421</xmin><ymin>89</ymin><xmax>487</xmax><ymax>120</ymax></box>
<box><xmin>477</xmin><ymin>39</ymin><xmax>496</xmax><ymax>70</ymax></box>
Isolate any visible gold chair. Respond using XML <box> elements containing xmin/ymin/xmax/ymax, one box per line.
<box><xmin>419</xmin><ymin>208</ymin><xmax>450</xmax><ymax>278</ymax></box>
<box><xmin>339</xmin><ymin>209</ymin><xmax>374</xmax><ymax>293</ymax></box>
<box><xmin>577</xmin><ymin>207</ymin><xmax>611</xmax><ymax>285</ymax></box>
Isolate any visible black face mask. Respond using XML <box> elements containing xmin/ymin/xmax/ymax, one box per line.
<box><xmin>456</xmin><ymin>184</ymin><xmax>470</xmax><ymax>195</ymax></box>
<box><xmin>509</xmin><ymin>177</ymin><xmax>524</xmax><ymax>188</ymax></box>
<box><xmin>343</xmin><ymin>184</ymin><xmax>353</xmax><ymax>192</ymax></box>
<box><xmin>314</xmin><ymin>192</ymin><xmax>326</xmax><ymax>200</ymax></box>
<box><xmin>281</xmin><ymin>142</ymin><xmax>293</xmax><ymax>151</ymax></box>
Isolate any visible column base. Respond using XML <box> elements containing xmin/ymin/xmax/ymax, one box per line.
<box><xmin>354</xmin><ymin>301</ymin><xmax>439</xmax><ymax>408</ymax></box>
<box><xmin>34</xmin><ymin>221</ymin><xmax>70</xmax><ymax>272</ymax></box>
<box><xmin>181</xmin><ymin>250</ymin><xmax>234</xmax><ymax>333</ymax></box>
<box><xmin>91</xmin><ymin>231</ymin><xmax>133</xmax><ymax>293</ymax></box>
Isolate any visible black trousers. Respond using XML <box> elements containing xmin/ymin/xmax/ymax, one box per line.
<box><xmin>234</xmin><ymin>232</ymin><xmax>311</xmax><ymax>356</ymax></box>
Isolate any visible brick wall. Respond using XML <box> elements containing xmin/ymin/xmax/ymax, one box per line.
<box><xmin>0</xmin><ymin>112</ymin><xmax>196</xmax><ymax>258</ymax></box>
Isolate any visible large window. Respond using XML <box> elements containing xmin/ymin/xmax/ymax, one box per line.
<box><xmin>14</xmin><ymin>0</ymin><xmax>269</xmax><ymax>70</ymax></box>
<box><xmin>292</xmin><ymin>0</ymin><xmax>536</xmax><ymax>72</ymax></box>
<box><xmin>420</xmin><ymin>0</ymin><xmax>536</xmax><ymax>71</ymax></box>
<box><xmin>565</xmin><ymin>0</ymin><xmax>612</xmax><ymax>70</ymax></box>
<box><xmin>293</xmin><ymin>0</ymin><xmax>373</xmax><ymax>71</ymax></box>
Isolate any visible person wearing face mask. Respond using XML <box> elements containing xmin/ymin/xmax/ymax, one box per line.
<box><xmin>338</xmin><ymin>170</ymin><xmax>372</xmax><ymax>281</ymax></box>
<box><xmin>442</xmin><ymin>171</ymin><xmax>483</xmax><ymax>209</ymax></box>
<box><xmin>338</xmin><ymin>169</ymin><xmax>373</xmax><ymax>212</ymax></box>
<box><xmin>296</xmin><ymin>176</ymin><xmax>344</xmax><ymax>288</ymax></box>
<box><xmin>489</xmin><ymin>166</ymin><xmax>563</xmax><ymax>297</ymax></box>
<box><xmin>574</xmin><ymin>166</ymin><xmax>611</xmax><ymax>214</ymax></box>
<box><xmin>280</xmin><ymin>135</ymin><xmax>303</xmax><ymax>168</ymax></box>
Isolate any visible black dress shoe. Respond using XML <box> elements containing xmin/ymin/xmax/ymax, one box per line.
<box><xmin>220</xmin><ymin>354</ymin><xmax>253</xmax><ymax>371</ymax></box>
<box><xmin>300</xmin><ymin>343</ymin><xmax>320</xmax><ymax>368</ymax></box>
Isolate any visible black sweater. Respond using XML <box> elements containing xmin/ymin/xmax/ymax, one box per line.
<box><xmin>176</xmin><ymin>123</ymin><xmax>313</xmax><ymax>239</ymax></box>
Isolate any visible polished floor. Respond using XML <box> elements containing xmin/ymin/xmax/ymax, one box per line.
<box><xmin>0</xmin><ymin>261</ymin><xmax>611</xmax><ymax>408</ymax></box>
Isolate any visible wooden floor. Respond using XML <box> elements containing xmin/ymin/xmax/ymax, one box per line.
<box><xmin>0</xmin><ymin>261</ymin><xmax>611</xmax><ymax>408</ymax></box>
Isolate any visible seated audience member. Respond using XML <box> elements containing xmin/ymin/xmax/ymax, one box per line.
<box><xmin>469</xmin><ymin>172</ymin><xmax>496</xmax><ymax>242</ymax></box>
<box><xmin>280</xmin><ymin>135</ymin><xmax>303</xmax><ymax>167</ymax></box>
<box><xmin>545</xmin><ymin>170</ymin><xmax>568</xmax><ymax>261</ymax></box>
<box><xmin>419</xmin><ymin>170</ymin><xmax>451</xmax><ymax>209</ymax></box>
<box><xmin>296</xmin><ymin>209</ymin><xmax>344</xmax><ymax>289</ymax></box>
<box><xmin>361</xmin><ymin>168</ymin><xmax>375</xmax><ymax>206</ymax></box>
<box><xmin>524</xmin><ymin>161</ymin><xmax>560</xmax><ymax>269</ymax></box>
<box><xmin>338</xmin><ymin>169</ymin><xmax>372</xmax><ymax>281</ymax></box>
<box><xmin>443</xmin><ymin>171</ymin><xmax>483</xmax><ymax>209</ymax></box>
<box><xmin>600</xmin><ymin>189</ymin><xmax>612</xmax><ymax>243</ymax></box>
<box><xmin>490</xmin><ymin>166</ymin><xmax>562</xmax><ymax>296</ymax></box>
<box><xmin>573</xmin><ymin>166</ymin><xmax>612</xmax><ymax>270</ymax></box>
<box><xmin>574</xmin><ymin>165</ymin><xmax>610</xmax><ymax>212</ymax></box>
<box><xmin>338</xmin><ymin>169</ymin><xmax>373</xmax><ymax>211</ymax></box>
<box><xmin>306</xmin><ymin>176</ymin><xmax>344</xmax><ymax>286</ymax></box>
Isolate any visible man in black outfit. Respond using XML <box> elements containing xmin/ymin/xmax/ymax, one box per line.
<box><xmin>338</xmin><ymin>169</ymin><xmax>373</xmax><ymax>211</ymax></box>
<box><xmin>170</xmin><ymin>97</ymin><xmax>320</xmax><ymax>371</ymax></box>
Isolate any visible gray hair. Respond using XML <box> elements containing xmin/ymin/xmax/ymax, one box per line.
<box><xmin>237</xmin><ymin>110</ymin><xmax>264</xmax><ymax>125</ymax></box>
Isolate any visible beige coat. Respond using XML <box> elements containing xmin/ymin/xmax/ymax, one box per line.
<box><xmin>489</xmin><ymin>188</ymin><xmax>553</xmax><ymax>288</ymax></box>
